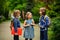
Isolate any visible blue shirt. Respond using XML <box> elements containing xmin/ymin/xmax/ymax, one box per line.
<box><xmin>13</xmin><ymin>18</ymin><xmax>20</xmax><ymax>32</ymax></box>
<box><xmin>24</xmin><ymin>19</ymin><xmax>34</xmax><ymax>38</ymax></box>
<box><xmin>39</xmin><ymin>15</ymin><xmax>50</xmax><ymax>31</ymax></box>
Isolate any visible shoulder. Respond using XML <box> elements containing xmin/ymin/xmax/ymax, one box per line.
<box><xmin>11</xmin><ymin>16</ymin><xmax>14</xmax><ymax>21</ymax></box>
<box><xmin>45</xmin><ymin>15</ymin><xmax>48</xmax><ymax>18</ymax></box>
<box><xmin>45</xmin><ymin>15</ymin><xmax>50</xmax><ymax>19</ymax></box>
<box><xmin>11</xmin><ymin>16</ymin><xmax>14</xmax><ymax>19</ymax></box>
<box><xmin>13</xmin><ymin>18</ymin><xmax>18</xmax><ymax>22</ymax></box>
<box><xmin>31</xmin><ymin>19</ymin><xmax>34</xmax><ymax>21</ymax></box>
<box><xmin>24</xmin><ymin>20</ymin><xmax>27</xmax><ymax>22</ymax></box>
<box><xmin>31</xmin><ymin>19</ymin><xmax>33</xmax><ymax>21</ymax></box>
<box><xmin>45</xmin><ymin>15</ymin><xmax>51</xmax><ymax>21</ymax></box>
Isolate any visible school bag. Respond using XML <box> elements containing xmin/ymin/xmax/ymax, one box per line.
<box><xmin>10</xmin><ymin>19</ymin><xmax>22</xmax><ymax>35</ymax></box>
<box><xmin>44</xmin><ymin>15</ymin><xmax>51</xmax><ymax>27</ymax></box>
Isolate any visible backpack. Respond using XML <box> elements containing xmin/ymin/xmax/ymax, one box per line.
<box><xmin>44</xmin><ymin>15</ymin><xmax>51</xmax><ymax>27</ymax></box>
<box><xmin>10</xmin><ymin>19</ymin><xmax>22</xmax><ymax>35</ymax></box>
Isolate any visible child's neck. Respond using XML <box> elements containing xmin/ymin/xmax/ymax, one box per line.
<box><xmin>28</xmin><ymin>18</ymin><xmax>31</xmax><ymax>20</ymax></box>
<box><xmin>15</xmin><ymin>16</ymin><xmax>18</xmax><ymax>19</ymax></box>
<box><xmin>41</xmin><ymin>15</ymin><xmax>45</xmax><ymax>16</ymax></box>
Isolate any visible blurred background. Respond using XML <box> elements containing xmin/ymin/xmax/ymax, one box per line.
<box><xmin>0</xmin><ymin>0</ymin><xmax>60</xmax><ymax>40</ymax></box>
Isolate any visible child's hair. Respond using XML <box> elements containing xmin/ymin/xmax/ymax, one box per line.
<box><xmin>13</xmin><ymin>10</ymin><xmax>21</xmax><ymax>17</ymax></box>
<box><xmin>25</xmin><ymin>12</ymin><xmax>32</xmax><ymax>20</ymax></box>
<box><xmin>40</xmin><ymin>7</ymin><xmax>46</xmax><ymax>15</ymax></box>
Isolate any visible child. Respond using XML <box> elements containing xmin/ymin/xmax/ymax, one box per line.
<box><xmin>10</xmin><ymin>10</ymin><xmax>21</xmax><ymax>40</ymax></box>
<box><xmin>39</xmin><ymin>7</ymin><xmax>50</xmax><ymax>40</ymax></box>
<box><xmin>23</xmin><ymin>12</ymin><xmax>35</xmax><ymax>40</ymax></box>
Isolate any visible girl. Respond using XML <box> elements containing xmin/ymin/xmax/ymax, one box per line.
<box><xmin>23</xmin><ymin>12</ymin><xmax>35</xmax><ymax>40</ymax></box>
<box><xmin>10</xmin><ymin>10</ymin><xmax>21</xmax><ymax>40</ymax></box>
<box><xmin>39</xmin><ymin>7</ymin><xmax>50</xmax><ymax>40</ymax></box>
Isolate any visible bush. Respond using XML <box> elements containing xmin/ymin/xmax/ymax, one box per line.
<box><xmin>33</xmin><ymin>16</ymin><xmax>39</xmax><ymax>24</ymax></box>
<box><xmin>46</xmin><ymin>10</ymin><xmax>57</xmax><ymax>18</ymax></box>
<box><xmin>0</xmin><ymin>16</ymin><xmax>6</xmax><ymax>23</ymax></box>
<box><xmin>51</xmin><ymin>17</ymin><xmax>60</xmax><ymax>40</ymax></box>
<box><xmin>31</xmin><ymin>2</ymin><xmax>45</xmax><ymax>23</ymax></box>
<box><xmin>19</xmin><ymin>18</ymin><xmax>24</xmax><ymax>23</ymax></box>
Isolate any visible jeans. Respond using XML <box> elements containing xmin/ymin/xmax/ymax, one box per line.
<box><xmin>25</xmin><ymin>38</ymin><xmax>32</xmax><ymax>40</ymax></box>
<box><xmin>14</xmin><ymin>35</ymin><xmax>19</xmax><ymax>40</ymax></box>
<box><xmin>40</xmin><ymin>30</ymin><xmax>48</xmax><ymax>40</ymax></box>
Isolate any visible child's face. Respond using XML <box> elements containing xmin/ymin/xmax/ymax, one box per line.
<box><xmin>39</xmin><ymin>8</ymin><xmax>46</xmax><ymax>15</ymax></box>
<box><xmin>17</xmin><ymin>12</ymin><xmax>20</xmax><ymax>17</ymax></box>
<box><xmin>39</xmin><ymin>9</ymin><xmax>43</xmax><ymax>15</ymax></box>
<box><xmin>16</xmin><ymin>10</ymin><xmax>20</xmax><ymax>18</ymax></box>
<box><xmin>28</xmin><ymin>13</ymin><xmax>32</xmax><ymax>19</ymax></box>
<box><xmin>14</xmin><ymin>10</ymin><xmax>21</xmax><ymax>18</ymax></box>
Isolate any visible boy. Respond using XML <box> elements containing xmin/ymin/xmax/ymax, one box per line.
<box><xmin>39</xmin><ymin>7</ymin><xmax>50</xmax><ymax>40</ymax></box>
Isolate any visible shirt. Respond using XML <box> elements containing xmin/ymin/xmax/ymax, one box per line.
<box><xmin>39</xmin><ymin>15</ymin><xmax>50</xmax><ymax>31</ymax></box>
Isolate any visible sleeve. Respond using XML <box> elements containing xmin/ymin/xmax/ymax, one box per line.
<box><xmin>11</xmin><ymin>16</ymin><xmax>14</xmax><ymax>19</ymax></box>
<box><xmin>39</xmin><ymin>17</ymin><xmax>44</xmax><ymax>27</ymax></box>
<box><xmin>39</xmin><ymin>18</ymin><xmax>40</xmax><ymax>26</ymax></box>
<box><xmin>39</xmin><ymin>22</ymin><xmax>44</xmax><ymax>28</ymax></box>
<box><xmin>45</xmin><ymin>17</ymin><xmax>50</xmax><ymax>27</ymax></box>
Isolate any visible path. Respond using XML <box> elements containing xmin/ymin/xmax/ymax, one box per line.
<box><xmin>0</xmin><ymin>21</ymin><xmax>40</xmax><ymax>40</ymax></box>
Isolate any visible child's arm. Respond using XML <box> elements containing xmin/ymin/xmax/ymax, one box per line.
<box><xmin>23</xmin><ymin>20</ymin><xmax>30</xmax><ymax>27</ymax></box>
<box><xmin>31</xmin><ymin>19</ymin><xmax>35</xmax><ymax>26</ymax></box>
<box><xmin>10</xmin><ymin>21</ymin><xmax>13</xmax><ymax>30</ymax></box>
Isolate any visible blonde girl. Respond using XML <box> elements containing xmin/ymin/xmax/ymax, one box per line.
<box><xmin>23</xmin><ymin>12</ymin><xmax>35</xmax><ymax>40</ymax></box>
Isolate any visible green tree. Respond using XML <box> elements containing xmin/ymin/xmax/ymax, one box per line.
<box><xmin>0</xmin><ymin>0</ymin><xmax>9</xmax><ymax>20</ymax></box>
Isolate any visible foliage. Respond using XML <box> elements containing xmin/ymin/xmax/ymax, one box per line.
<box><xmin>8</xmin><ymin>0</ymin><xmax>27</xmax><ymax>11</ymax></box>
<box><xmin>0</xmin><ymin>0</ymin><xmax>60</xmax><ymax>40</ymax></box>
<box><xmin>51</xmin><ymin>17</ymin><xmax>60</xmax><ymax>40</ymax></box>
<box><xmin>31</xmin><ymin>2</ymin><xmax>46</xmax><ymax>23</ymax></box>
<box><xmin>0</xmin><ymin>0</ymin><xmax>10</xmax><ymax>22</ymax></box>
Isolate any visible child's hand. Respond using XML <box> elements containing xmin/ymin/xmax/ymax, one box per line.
<box><xmin>15</xmin><ymin>33</ymin><xmax>18</xmax><ymax>35</ymax></box>
<box><xmin>30</xmin><ymin>23</ymin><xmax>35</xmax><ymax>26</ymax></box>
<box><xmin>27</xmin><ymin>24</ymin><xmax>30</xmax><ymax>26</ymax></box>
<box><xmin>40</xmin><ymin>26</ymin><xmax>44</xmax><ymax>28</ymax></box>
<box><xmin>23</xmin><ymin>24</ymin><xmax>30</xmax><ymax>27</ymax></box>
<box><xmin>10</xmin><ymin>25</ymin><xmax>12</xmax><ymax>30</ymax></box>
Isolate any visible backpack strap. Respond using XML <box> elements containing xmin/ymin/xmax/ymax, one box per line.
<box><xmin>44</xmin><ymin>15</ymin><xmax>51</xmax><ymax>26</ymax></box>
<box><xmin>10</xmin><ymin>19</ymin><xmax>14</xmax><ymax>27</ymax></box>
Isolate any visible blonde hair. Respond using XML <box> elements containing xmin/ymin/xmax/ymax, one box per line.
<box><xmin>40</xmin><ymin>7</ymin><xmax>46</xmax><ymax>10</ymax></box>
<box><xmin>25</xmin><ymin>12</ymin><xmax>32</xmax><ymax>20</ymax></box>
<box><xmin>13</xmin><ymin>10</ymin><xmax>21</xmax><ymax>17</ymax></box>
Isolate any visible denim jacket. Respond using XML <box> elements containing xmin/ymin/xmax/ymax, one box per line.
<box><xmin>39</xmin><ymin>15</ymin><xmax>50</xmax><ymax>31</ymax></box>
<box><xmin>13</xmin><ymin>18</ymin><xmax>20</xmax><ymax>32</ymax></box>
